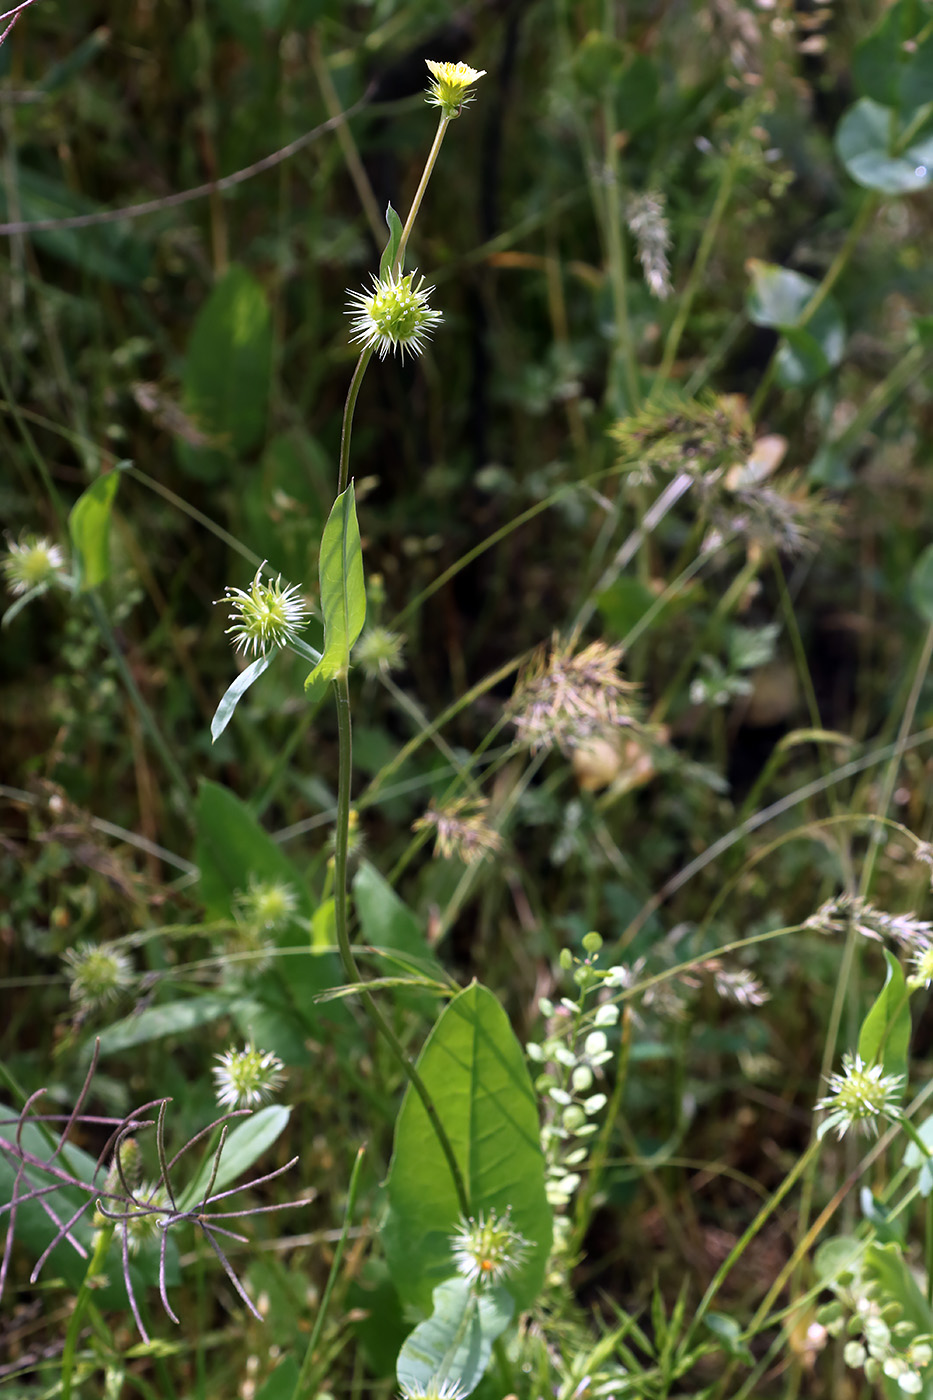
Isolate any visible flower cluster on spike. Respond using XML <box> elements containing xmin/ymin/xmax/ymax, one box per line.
<box><xmin>424</xmin><ymin>59</ymin><xmax>486</xmax><ymax>118</ymax></box>
<box><xmin>347</xmin><ymin>271</ymin><xmax>443</xmax><ymax>363</ymax></box>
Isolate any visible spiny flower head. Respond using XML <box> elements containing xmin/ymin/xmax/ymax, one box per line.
<box><xmin>413</xmin><ymin>797</ymin><xmax>503</xmax><ymax>864</ymax></box>
<box><xmin>3</xmin><ymin>533</ymin><xmax>67</xmax><ymax>596</ymax></box>
<box><xmin>399</xmin><ymin>1381</ymin><xmax>466</xmax><ymax>1400</ymax></box>
<box><xmin>816</xmin><ymin>1052</ymin><xmax>903</xmax><ymax>1141</ymax></box>
<box><xmin>114</xmin><ymin>1182</ymin><xmax>169</xmax><ymax>1254</ymax></box>
<box><xmin>347</xmin><ymin>271</ymin><xmax>442</xmax><ymax>363</ymax></box>
<box><xmin>212</xmin><ymin>1043</ymin><xmax>286</xmax><ymax>1110</ymax></box>
<box><xmin>424</xmin><ymin>59</ymin><xmax>486</xmax><ymax>118</ymax></box>
<box><xmin>909</xmin><ymin>943</ymin><xmax>933</xmax><ymax>990</ymax></box>
<box><xmin>354</xmin><ymin>625</ymin><xmax>406</xmax><ymax>678</ymax></box>
<box><xmin>508</xmin><ymin>637</ymin><xmax>639</xmax><ymax>755</ymax></box>
<box><xmin>233</xmin><ymin>876</ymin><xmax>298</xmax><ymax>932</ymax></box>
<box><xmin>217</xmin><ymin>563</ymin><xmax>310</xmax><ymax>656</ymax></box>
<box><xmin>449</xmin><ymin>1206</ymin><xmax>530</xmax><ymax>1287</ymax></box>
<box><xmin>63</xmin><ymin>941</ymin><xmax>133</xmax><ymax>1010</ymax></box>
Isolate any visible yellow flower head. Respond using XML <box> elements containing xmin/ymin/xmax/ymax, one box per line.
<box><xmin>425</xmin><ymin>59</ymin><xmax>486</xmax><ymax>118</ymax></box>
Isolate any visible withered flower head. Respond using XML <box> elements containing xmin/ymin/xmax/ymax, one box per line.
<box><xmin>508</xmin><ymin>637</ymin><xmax>639</xmax><ymax>755</ymax></box>
<box><xmin>413</xmin><ymin>797</ymin><xmax>503</xmax><ymax>864</ymax></box>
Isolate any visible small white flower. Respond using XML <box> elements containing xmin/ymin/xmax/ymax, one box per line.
<box><xmin>3</xmin><ymin>533</ymin><xmax>67</xmax><ymax>596</ymax></box>
<box><xmin>816</xmin><ymin>1052</ymin><xmax>903</xmax><ymax>1140</ymax></box>
<box><xmin>212</xmin><ymin>1043</ymin><xmax>286</xmax><ymax>1110</ymax></box>
<box><xmin>346</xmin><ymin>271</ymin><xmax>442</xmax><ymax>363</ymax></box>
<box><xmin>424</xmin><ymin>59</ymin><xmax>486</xmax><ymax>118</ymax></box>
<box><xmin>216</xmin><ymin>563</ymin><xmax>309</xmax><ymax>656</ymax></box>
<box><xmin>449</xmin><ymin>1206</ymin><xmax>530</xmax><ymax>1287</ymax></box>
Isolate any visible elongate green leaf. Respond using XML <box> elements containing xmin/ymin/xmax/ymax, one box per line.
<box><xmin>69</xmin><ymin>471</ymin><xmax>121</xmax><ymax>591</ymax></box>
<box><xmin>211</xmin><ymin>651</ymin><xmax>277</xmax><ymax>742</ymax></box>
<box><xmin>396</xmin><ymin>1276</ymin><xmax>513</xmax><ymax>1398</ymax></box>
<box><xmin>382</xmin><ymin>982</ymin><xmax>552</xmax><ymax>1314</ymax></box>
<box><xmin>379</xmin><ymin>202</ymin><xmax>405</xmax><ymax>279</ymax></box>
<box><xmin>910</xmin><ymin>544</ymin><xmax>933</xmax><ymax>623</ymax></box>
<box><xmin>305</xmin><ymin>483</ymin><xmax>366</xmax><ymax>686</ymax></box>
<box><xmin>177</xmin><ymin>264</ymin><xmax>273</xmax><ymax>481</ymax></box>
<box><xmin>858</xmin><ymin>948</ymin><xmax>911</xmax><ymax>1091</ymax></box>
<box><xmin>195</xmin><ymin>781</ymin><xmax>347</xmax><ymax>1041</ymax></box>
<box><xmin>178</xmin><ymin>1104</ymin><xmax>290</xmax><ymax>1211</ymax></box>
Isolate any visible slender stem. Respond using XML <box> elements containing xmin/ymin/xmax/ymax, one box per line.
<box><xmin>291</xmin><ymin>1143</ymin><xmax>366</xmax><ymax>1400</ymax></box>
<box><xmin>338</xmin><ymin>347</ymin><xmax>373</xmax><ymax>496</ymax></box>
<box><xmin>332</xmin><ymin>675</ymin><xmax>470</xmax><ymax>1216</ymax></box>
<box><xmin>395</xmin><ymin>114</ymin><xmax>450</xmax><ymax>273</ymax></box>
<box><xmin>61</xmin><ymin>1223</ymin><xmax>113</xmax><ymax>1400</ymax></box>
<box><xmin>651</xmin><ymin>100</ymin><xmax>758</xmax><ymax>398</ymax></box>
<box><xmin>601</xmin><ymin>100</ymin><xmax>639</xmax><ymax>413</ymax></box>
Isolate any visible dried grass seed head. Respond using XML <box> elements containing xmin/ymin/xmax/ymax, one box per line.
<box><xmin>509</xmin><ymin>637</ymin><xmax>639</xmax><ymax>754</ymax></box>
<box><xmin>413</xmin><ymin>797</ymin><xmax>504</xmax><ymax>864</ymax></box>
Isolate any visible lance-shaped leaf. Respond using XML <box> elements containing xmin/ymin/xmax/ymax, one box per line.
<box><xmin>305</xmin><ymin>484</ymin><xmax>366</xmax><ymax>687</ymax></box>
<box><xmin>69</xmin><ymin>470</ymin><xmax>122</xmax><ymax>591</ymax></box>
<box><xmin>396</xmin><ymin>1275</ymin><xmax>513</xmax><ymax>1399</ymax></box>
<box><xmin>858</xmin><ymin>948</ymin><xmax>911</xmax><ymax>1091</ymax></box>
<box><xmin>380</xmin><ymin>202</ymin><xmax>405</xmax><ymax>280</ymax></box>
<box><xmin>382</xmin><ymin>982</ymin><xmax>552</xmax><ymax>1314</ymax></box>
<box><xmin>211</xmin><ymin>651</ymin><xmax>276</xmax><ymax>743</ymax></box>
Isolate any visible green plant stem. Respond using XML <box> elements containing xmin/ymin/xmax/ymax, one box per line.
<box><xmin>601</xmin><ymin>96</ymin><xmax>639</xmax><ymax>413</ymax></box>
<box><xmin>291</xmin><ymin>1143</ymin><xmax>366</xmax><ymax>1400</ymax></box>
<box><xmin>686</xmin><ymin>1140</ymin><xmax>819</xmax><ymax>1352</ymax></box>
<box><xmin>651</xmin><ymin>100</ymin><xmax>758</xmax><ymax>398</ymax></box>
<box><xmin>395</xmin><ymin>113</ymin><xmax>450</xmax><ymax>273</ymax></box>
<box><xmin>61</xmin><ymin>1223</ymin><xmax>114</xmax><ymax>1400</ymax></box>
<box><xmin>332</xmin><ymin>673</ymin><xmax>470</xmax><ymax>1216</ymax></box>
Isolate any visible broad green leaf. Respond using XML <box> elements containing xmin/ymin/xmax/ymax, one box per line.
<box><xmin>0</xmin><ymin>167</ymin><xmax>150</xmax><ymax>286</ymax></box>
<box><xmin>835</xmin><ymin>98</ymin><xmax>933</xmax><ymax>194</ymax></box>
<box><xmin>747</xmin><ymin>261</ymin><xmax>816</xmax><ymax>329</ymax></box>
<box><xmin>211</xmin><ymin>651</ymin><xmax>277</xmax><ymax>743</ymax></box>
<box><xmin>853</xmin><ymin>0</ymin><xmax>933</xmax><ymax>114</ymax></box>
<box><xmin>396</xmin><ymin>1276</ymin><xmax>513</xmax><ymax>1399</ymax></box>
<box><xmin>746</xmin><ymin>261</ymin><xmax>844</xmax><ymax>387</ymax></box>
<box><xmin>382</xmin><ymin>982</ymin><xmax>552</xmax><ymax>1314</ymax></box>
<box><xmin>379</xmin><ymin>202</ymin><xmax>405</xmax><ymax>280</ymax></box>
<box><xmin>353</xmin><ymin>861</ymin><xmax>445</xmax><ymax>1010</ymax></box>
<box><xmin>255</xmin><ymin>1357</ymin><xmax>300</xmax><ymax>1400</ymax></box>
<box><xmin>703</xmin><ymin>1313</ymin><xmax>754</xmax><ymax>1367</ymax></box>
<box><xmin>910</xmin><ymin>544</ymin><xmax>933</xmax><ymax>623</ymax></box>
<box><xmin>857</xmin><ymin>948</ymin><xmax>911</xmax><ymax>1090</ymax></box>
<box><xmin>95</xmin><ymin>994</ymin><xmax>236</xmax><ymax>1055</ymax></box>
<box><xmin>305</xmin><ymin>484</ymin><xmax>366</xmax><ymax>686</ymax></box>
<box><xmin>69</xmin><ymin>471</ymin><xmax>121</xmax><ymax>591</ymax></box>
<box><xmin>178</xmin><ymin>1104</ymin><xmax>290</xmax><ymax>1211</ymax></box>
<box><xmin>177</xmin><ymin>264</ymin><xmax>273</xmax><ymax>481</ymax></box>
<box><xmin>195</xmin><ymin>781</ymin><xmax>346</xmax><ymax>1038</ymax></box>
